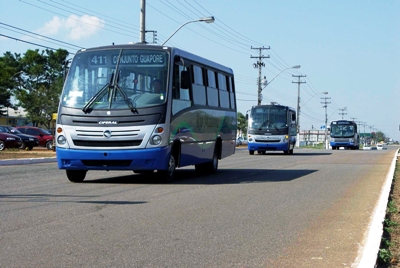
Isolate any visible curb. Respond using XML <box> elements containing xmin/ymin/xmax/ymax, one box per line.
<box><xmin>0</xmin><ymin>157</ymin><xmax>57</xmax><ymax>166</ymax></box>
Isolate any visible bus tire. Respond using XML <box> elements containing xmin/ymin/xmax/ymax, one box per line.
<box><xmin>158</xmin><ymin>154</ymin><xmax>176</xmax><ymax>182</ymax></box>
<box><xmin>284</xmin><ymin>150</ymin><xmax>289</xmax><ymax>155</ymax></box>
<box><xmin>66</xmin><ymin>170</ymin><xmax>87</xmax><ymax>182</ymax></box>
<box><xmin>289</xmin><ymin>148</ymin><xmax>294</xmax><ymax>154</ymax></box>
<box><xmin>249</xmin><ymin>150</ymin><xmax>254</xmax><ymax>155</ymax></box>
<box><xmin>196</xmin><ymin>147</ymin><xmax>218</xmax><ymax>174</ymax></box>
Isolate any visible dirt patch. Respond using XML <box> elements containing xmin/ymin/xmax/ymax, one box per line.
<box><xmin>0</xmin><ymin>148</ymin><xmax>55</xmax><ymax>160</ymax></box>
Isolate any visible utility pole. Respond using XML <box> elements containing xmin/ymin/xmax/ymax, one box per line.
<box><xmin>292</xmin><ymin>75</ymin><xmax>306</xmax><ymax>135</ymax></box>
<box><xmin>251</xmin><ymin>46</ymin><xmax>270</xmax><ymax>105</ymax></box>
<box><xmin>140</xmin><ymin>0</ymin><xmax>146</xmax><ymax>43</ymax></box>
<box><xmin>339</xmin><ymin>107</ymin><xmax>347</xmax><ymax>119</ymax></box>
<box><xmin>321</xmin><ymin>96</ymin><xmax>331</xmax><ymax>149</ymax></box>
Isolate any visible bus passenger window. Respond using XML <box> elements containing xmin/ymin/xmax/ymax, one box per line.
<box><xmin>218</xmin><ymin>73</ymin><xmax>229</xmax><ymax>108</ymax></box>
<box><xmin>172</xmin><ymin>64</ymin><xmax>192</xmax><ymax>115</ymax></box>
<box><xmin>207</xmin><ymin>70</ymin><xmax>216</xmax><ymax>88</ymax></box>
<box><xmin>193</xmin><ymin>65</ymin><xmax>204</xmax><ymax>85</ymax></box>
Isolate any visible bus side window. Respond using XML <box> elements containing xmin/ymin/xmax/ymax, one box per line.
<box><xmin>206</xmin><ymin>69</ymin><xmax>218</xmax><ymax>107</ymax></box>
<box><xmin>192</xmin><ymin>65</ymin><xmax>206</xmax><ymax>106</ymax></box>
<box><xmin>172</xmin><ymin>64</ymin><xmax>192</xmax><ymax>115</ymax></box>
<box><xmin>218</xmin><ymin>73</ymin><xmax>229</xmax><ymax>108</ymax></box>
<box><xmin>228</xmin><ymin>76</ymin><xmax>236</xmax><ymax>109</ymax></box>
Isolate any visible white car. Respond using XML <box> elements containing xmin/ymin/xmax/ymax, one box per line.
<box><xmin>363</xmin><ymin>144</ymin><xmax>371</xmax><ymax>150</ymax></box>
<box><xmin>237</xmin><ymin>137</ymin><xmax>248</xmax><ymax>146</ymax></box>
<box><xmin>376</xmin><ymin>144</ymin><xmax>387</xmax><ymax>150</ymax></box>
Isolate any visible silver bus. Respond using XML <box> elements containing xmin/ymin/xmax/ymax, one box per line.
<box><xmin>55</xmin><ymin>44</ymin><xmax>237</xmax><ymax>182</ymax></box>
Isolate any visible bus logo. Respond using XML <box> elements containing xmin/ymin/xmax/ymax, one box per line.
<box><xmin>99</xmin><ymin>121</ymin><xmax>118</xmax><ymax>124</ymax></box>
<box><xmin>103</xmin><ymin>130</ymin><xmax>112</xmax><ymax>138</ymax></box>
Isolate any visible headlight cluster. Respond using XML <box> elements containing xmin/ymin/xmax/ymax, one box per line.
<box><xmin>57</xmin><ymin>135</ymin><xmax>67</xmax><ymax>145</ymax></box>
<box><xmin>150</xmin><ymin>126</ymin><xmax>164</xmax><ymax>145</ymax></box>
<box><xmin>56</xmin><ymin>126</ymin><xmax>67</xmax><ymax>145</ymax></box>
<box><xmin>282</xmin><ymin>135</ymin><xmax>289</xmax><ymax>142</ymax></box>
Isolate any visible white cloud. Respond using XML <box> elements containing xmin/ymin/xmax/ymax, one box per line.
<box><xmin>65</xmin><ymin>14</ymin><xmax>105</xmax><ymax>40</ymax></box>
<box><xmin>37</xmin><ymin>16</ymin><xmax>63</xmax><ymax>35</ymax></box>
<box><xmin>37</xmin><ymin>14</ymin><xmax>105</xmax><ymax>40</ymax></box>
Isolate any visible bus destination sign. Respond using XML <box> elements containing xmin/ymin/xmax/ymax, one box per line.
<box><xmin>90</xmin><ymin>52</ymin><xmax>166</xmax><ymax>66</ymax></box>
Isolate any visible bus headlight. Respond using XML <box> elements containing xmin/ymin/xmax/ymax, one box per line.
<box><xmin>57</xmin><ymin>135</ymin><xmax>67</xmax><ymax>145</ymax></box>
<box><xmin>282</xmin><ymin>135</ymin><xmax>289</xmax><ymax>142</ymax></box>
<box><xmin>151</xmin><ymin>135</ymin><xmax>162</xmax><ymax>145</ymax></box>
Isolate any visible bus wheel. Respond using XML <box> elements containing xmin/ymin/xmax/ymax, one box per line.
<box><xmin>289</xmin><ymin>148</ymin><xmax>294</xmax><ymax>155</ymax></box>
<box><xmin>249</xmin><ymin>150</ymin><xmax>254</xmax><ymax>155</ymax></box>
<box><xmin>66</xmin><ymin>170</ymin><xmax>87</xmax><ymax>183</ymax></box>
<box><xmin>284</xmin><ymin>150</ymin><xmax>289</xmax><ymax>155</ymax></box>
<box><xmin>158</xmin><ymin>154</ymin><xmax>176</xmax><ymax>182</ymax></box>
<box><xmin>205</xmin><ymin>148</ymin><xmax>219</xmax><ymax>174</ymax></box>
<box><xmin>196</xmin><ymin>148</ymin><xmax>219</xmax><ymax>174</ymax></box>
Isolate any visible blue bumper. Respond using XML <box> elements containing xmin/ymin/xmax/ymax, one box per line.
<box><xmin>330</xmin><ymin>142</ymin><xmax>355</xmax><ymax>147</ymax></box>
<box><xmin>56</xmin><ymin>147</ymin><xmax>170</xmax><ymax>171</ymax></box>
<box><xmin>248</xmin><ymin>142</ymin><xmax>290</xmax><ymax>151</ymax></box>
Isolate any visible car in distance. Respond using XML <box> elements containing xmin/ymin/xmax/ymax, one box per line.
<box><xmin>363</xmin><ymin>144</ymin><xmax>371</xmax><ymax>150</ymax></box>
<box><xmin>15</xmin><ymin>126</ymin><xmax>53</xmax><ymax>150</ymax></box>
<box><xmin>376</xmin><ymin>143</ymin><xmax>387</xmax><ymax>150</ymax></box>
<box><xmin>0</xmin><ymin>125</ymin><xmax>39</xmax><ymax>150</ymax></box>
<box><xmin>238</xmin><ymin>136</ymin><xmax>248</xmax><ymax>146</ymax></box>
<box><xmin>0</xmin><ymin>131</ymin><xmax>22</xmax><ymax>151</ymax></box>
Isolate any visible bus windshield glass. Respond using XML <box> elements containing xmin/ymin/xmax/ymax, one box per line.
<box><xmin>250</xmin><ymin>106</ymin><xmax>288</xmax><ymax>131</ymax></box>
<box><xmin>61</xmin><ymin>49</ymin><xmax>169</xmax><ymax>111</ymax></box>
<box><xmin>330</xmin><ymin>123</ymin><xmax>356</xmax><ymax>138</ymax></box>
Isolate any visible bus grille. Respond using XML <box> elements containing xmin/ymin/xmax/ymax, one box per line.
<box><xmin>255</xmin><ymin>139</ymin><xmax>280</xmax><ymax>143</ymax></box>
<box><xmin>73</xmin><ymin>140</ymin><xmax>142</xmax><ymax>147</ymax></box>
<box><xmin>81</xmin><ymin>160</ymin><xmax>132</xmax><ymax>167</ymax></box>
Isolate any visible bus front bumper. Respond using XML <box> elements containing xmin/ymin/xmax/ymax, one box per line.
<box><xmin>56</xmin><ymin>147</ymin><xmax>170</xmax><ymax>171</ymax></box>
<box><xmin>247</xmin><ymin>142</ymin><xmax>290</xmax><ymax>151</ymax></box>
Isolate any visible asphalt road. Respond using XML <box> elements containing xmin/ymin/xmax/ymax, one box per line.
<box><xmin>0</xmin><ymin>147</ymin><xmax>397</xmax><ymax>267</ymax></box>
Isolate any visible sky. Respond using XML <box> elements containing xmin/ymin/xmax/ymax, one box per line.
<box><xmin>1</xmin><ymin>0</ymin><xmax>399</xmax><ymax>140</ymax></box>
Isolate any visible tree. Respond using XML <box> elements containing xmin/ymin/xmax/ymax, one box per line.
<box><xmin>9</xmin><ymin>49</ymin><xmax>69</xmax><ymax>128</ymax></box>
<box><xmin>237</xmin><ymin>111</ymin><xmax>247</xmax><ymax>137</ymax></box>
<box><xmin>374</xmin><ymin>131</ymin><xmax>386</xmax><ymax>143</ymax></box>
<box><xmin>0</xmin><ymin>52</ymin><xmax>22</xmax><ymax>115</ymax></box>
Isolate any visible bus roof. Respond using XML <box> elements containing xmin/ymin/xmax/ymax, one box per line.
<box><xmin>251</xmin><ymin>104</ymin><xmax>296</xmax><ymax>111</ymax></box>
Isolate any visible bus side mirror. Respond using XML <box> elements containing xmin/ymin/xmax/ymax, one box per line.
<box><xmin>180</xmin><ymin>70</ymin><xmax>190</xmax><ymax>89</ymax></box>
<box><xmin>246</xmin><ymin>114</ymin><xmax>248</xmax><ymax>120</ymax></box>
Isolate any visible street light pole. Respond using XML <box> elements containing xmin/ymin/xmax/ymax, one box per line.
<box><xmin>292</xmin><ymin>74</ymin><xmax>306</xmax><ymax>146</ymax></box>
<box><xmin>161</xmin><ymin>16</ymin><xmax>215</xmax><ymax>46</ymax></box>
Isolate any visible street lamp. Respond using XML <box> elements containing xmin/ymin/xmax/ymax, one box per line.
<box><xmin>161</xmin><ymin>16</ymin><xmax>215</xmax><ymax>46</ymax></box>
<box><xmin>259</xmin><ymin>65</ymin><xmax>300</xmax><ymax>105</ymax></box>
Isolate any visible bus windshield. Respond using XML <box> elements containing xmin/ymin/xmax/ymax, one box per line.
<box><xmin>250</xmin><ymin>106</ymin><xmax>288</xmax><ymax>131</ymax></box>
<box><xmin>61</xmin><ymin>49</ymin><xmax>169</xmax><ymax>111</ymax></box>
<box><xmin>330</xmin><ymin>124</ymin><xmax>356</xmax><ymax>138</ymax></box>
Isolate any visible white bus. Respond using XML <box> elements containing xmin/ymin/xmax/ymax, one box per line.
<box><xmin>246</xmin><ymin>104</ymin><xmax>297</xmax><ymax>155</ymax></box>
<box><xmin>55</xmin><ymin>44</ymin><xmax>237</xmax><ymax>182</ymax></box>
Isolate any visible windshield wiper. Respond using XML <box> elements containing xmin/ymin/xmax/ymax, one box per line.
<box><xmin>114</xmin><ymin>71</ymin><xmax>138</xmax><ymax>113</ymax></box>
<box><xmin>82</xmin><ymin>72</ymin><xmax>114</xmax><ymax>113</ymax></box>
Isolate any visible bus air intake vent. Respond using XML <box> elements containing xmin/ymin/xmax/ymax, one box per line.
<box><xmin>81</xmin><ymin>160</ymin><xmax>132</xmax><ymax>167</ymax></box>
<box><xmin>73</xmin><ymin>140</ymin><xmax>142</xmax><ymax>147</ymax></box>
